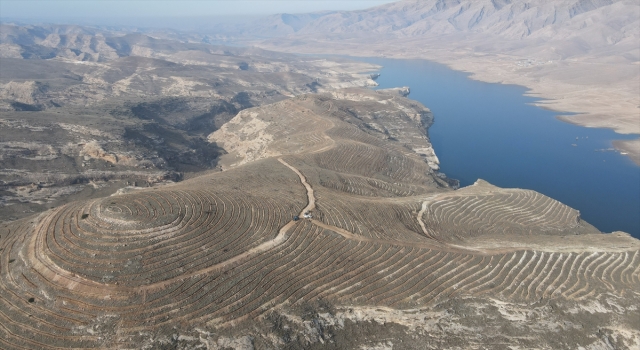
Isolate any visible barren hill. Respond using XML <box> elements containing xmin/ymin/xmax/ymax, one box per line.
<box><xmin>2</xmin><ymin>88</ymin><xmax>638</xmax><ymax>349</ymax></box>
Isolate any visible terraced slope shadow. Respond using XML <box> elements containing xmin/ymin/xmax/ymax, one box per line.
<box><xmin>1</xmin><ymin>88</ymin><xmax>639</xmax><ymax>349</ymax></box>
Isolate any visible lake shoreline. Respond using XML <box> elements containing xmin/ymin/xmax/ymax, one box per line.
<box><xmin>254</xmin><ymin>41</ymin><xmax>640</xmax><ymax>165</ymax></box>
<box><xmin>556</xmin><ymin>114</ymin><xmax>640</xmax><ymax>166</ymax></box>
<box><xmin>611</xmin><ymin>139</ymin><xmax>640</xmax><ymax>166</ymax></box>
<box><xmin>352</xmin><ymin>56</ymin><xmax>639</xmax><ymax>237</ymax></box>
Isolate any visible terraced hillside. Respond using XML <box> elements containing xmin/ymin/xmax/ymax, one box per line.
<box><xmin>1</xmin><ymin>88</ymin><xmax>639</xmax><ymax>349</ymax></box>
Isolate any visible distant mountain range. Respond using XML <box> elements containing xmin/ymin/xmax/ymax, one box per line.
<box><xmin>251</xmin><ymin>0</ymin><xmax>638</xmax><ymax>61</ymax></box>
<box><xmin>0</xmin><ymin>23</ymin><xmax>286</xmax><ymax>61</ymax></box>
<box><xmin>4</xmin><ymin>1</ymin><xmax>636</xmax><ymax>62</ymax></box>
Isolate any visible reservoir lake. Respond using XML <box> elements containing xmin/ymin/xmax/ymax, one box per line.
<box><xmin>358</xmin><ymin>57</ymin><xmax>639</xmax><ymax>237</ymax></box>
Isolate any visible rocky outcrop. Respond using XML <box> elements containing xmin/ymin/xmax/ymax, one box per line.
<box><xmin>79</xmin><ymin>141</ymin><xmax>139</xmax><ymax>166</ymax></box>
<box><xmin>0</xmin><ymin>81</ymin><xmax>47</xmax><ymax>106</ymax></box>
<box><xmin>378</xmin><ymin>86</ymin><xmax>410</xmax><ymax>97</ymax></box>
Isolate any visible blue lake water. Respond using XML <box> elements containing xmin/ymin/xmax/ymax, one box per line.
<box><xmin>357</xmin><ymin>57</ymin><xmax>640</xmax><ymax>237</ymax></box>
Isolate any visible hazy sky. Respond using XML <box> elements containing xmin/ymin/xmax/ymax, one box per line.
<box><xmin>1</xmin><ymin>1</ymin><xmax>399</xmax><ymax>19</ymax></box>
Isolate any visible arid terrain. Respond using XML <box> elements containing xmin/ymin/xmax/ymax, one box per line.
<box><xmin>0</xmin><ymin>24</ymin><xmax>379</xmax><ymax>223</ymax></box>
<box><xmin>1</xmin><ymin>18</ymin><xmax>639</xmax><ymax>350</ymax></box>
<box><xmin>240</xmin><ymin>0</ymin><xmax>640</xmax><ymax>164</ymax></box>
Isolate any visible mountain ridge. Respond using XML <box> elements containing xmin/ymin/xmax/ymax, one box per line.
<box><xmin>259</xmin><ymin>0</ymin><xmax>638</xmax><ymax>60</ymax></box>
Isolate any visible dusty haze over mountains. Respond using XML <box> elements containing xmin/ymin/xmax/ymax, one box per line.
<box><xmin>1</xmin><ymin>1</ymin><xmax>639</xmax><ymax>349</ymax></box>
